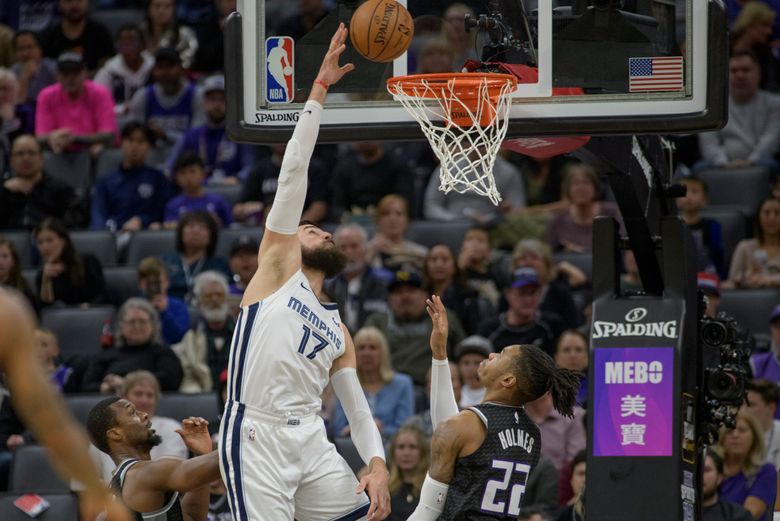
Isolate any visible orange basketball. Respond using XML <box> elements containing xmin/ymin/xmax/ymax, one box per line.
<box><xmin>349</xmin><ymin>0</ymin><xmax>414</xmax><ymax>63</ymax></box>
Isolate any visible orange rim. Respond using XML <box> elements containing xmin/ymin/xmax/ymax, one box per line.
<box><xmin>387</xmin><ymin>72</ymin><xmax>517</xmax><ymax>101</ymax></box>
<box><xmin>388</xmin><ymin>73</ymin><xmax>517</xmax><ymax>127</ymax></box>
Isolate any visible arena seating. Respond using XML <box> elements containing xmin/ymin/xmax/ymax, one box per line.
<box><xmin>67</xmin><ymin>394</ymin><xmax>107</xmax><ymax>425</ymax></box>
<box><xmin>125</xmin><ymin>230</ymin><xmax>176</xmax><ymax>265</ymax></box>
<box><xmin>41</xmin><ymin>306</ymin><xmax>116</xmax><ymax>359</ymax></box>
<box><xmin>70</xmin><ymin>230</ymin><xmax>117</xmax><ymax>267</ymax></box>
<box><xmin>156</xmin><ymin>393</ymin><xmax>221</xmax><ymax>426</ymax></box>
<box><xmin>698</xmin><ymin>166</ymin><xmax>771</xmax><ymax>216</ymax></box>
<box><xmin>103</xmin><ymin>266</ymin><xmax>140</xmax><ymax>307</ymax></box>
<box><xmin>215</xmin><ymin>226</ymin><xmax>264</xmax><ymax>259</ymax></box>
<box><xmin>4</xmin><ymin>232</ymin><xmax>31</xmax><ymax>269</ymax></box>
<box><xmin>718</xmin><ymin>289</ymin><xmax>779</xmax><ymax>351</ymax></box>
<box><xmin>9</xmin><ymin>446</ymin><xmax>69</xmax><ymax>493</ymax></box>
<box><xmin>42</xmin><ymin>151</ymin><xmax>92</xmax><ymax>198</ymax></box>
<box><xmin>699</xmin><ymin>207</ymin><xmax>749</xmax><ymax>275</ymax></box>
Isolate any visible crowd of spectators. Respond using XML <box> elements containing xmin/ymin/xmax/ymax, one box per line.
<box><xmin>0</xmin><ymin>0</ymin><xmax>780</xmax><ymax>520</ymax></box>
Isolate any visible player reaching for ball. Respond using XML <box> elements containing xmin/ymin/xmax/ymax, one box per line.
<box><xmin>407</xmin><ymin>295</ymin><xmax>581</xmax><ymax>520</ymax></box>
<box><xmin>219</xmin><ymin>24</ymin><xmax>391</xmax><ymax>521</ymax></box>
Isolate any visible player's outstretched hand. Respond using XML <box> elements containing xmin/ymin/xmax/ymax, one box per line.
<box><xmin>426</xmin><ymin>294</ymin><xmax>448</xmax><ymax>360</ymax></box>
<box><xmin>175</xmin><ymin>417</ymin><xmax>211</xmax><ymax>456</ymax></box>
<box><xmin>315</xmin><ymin>23</ymin><xmax>355</xmax><ymax>87</ymax></box>
<box><xmin>79</xmin><ymin>489</ymin><xmax>132</xmax><ymax>521</ymax></box>
<box><xmin>357</xmin><ymin>459</ymin><xmax>391</xmax><ymax>520</ymax></box>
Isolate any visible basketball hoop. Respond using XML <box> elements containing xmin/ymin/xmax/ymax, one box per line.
<box><xmin>387</xmin><ymin>72</ymin><xmax>517</xmax><ymax>205</ymax></box>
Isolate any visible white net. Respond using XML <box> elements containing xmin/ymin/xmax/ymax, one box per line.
<box><xmin>387</xmin><ymin>74</ymin><xmax>516</xmax><ymax>206</ymax></box>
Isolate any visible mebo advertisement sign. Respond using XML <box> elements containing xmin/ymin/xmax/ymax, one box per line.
<box><xmin>593</xmin><ymin>347</ymin><xmax>674</xmax><ymax>457</ymax></box>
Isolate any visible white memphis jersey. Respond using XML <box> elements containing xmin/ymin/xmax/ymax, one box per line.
<box><xmin>225</xmin><ymin>270</ymin><xmax>345</xmax><ymax>414</ymax></box>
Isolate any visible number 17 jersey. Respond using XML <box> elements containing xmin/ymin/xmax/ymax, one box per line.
<box><xmin>225</xmin><ymin>270</ymin><xmax>346</xmax><ymax>414</ymax></box>
<box><xmin>440</xmin><ymin>403</ymin><xmax>542</xmax><ymax>520</ymax></box>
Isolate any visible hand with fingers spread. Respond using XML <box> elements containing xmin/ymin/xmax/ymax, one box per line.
<box><xmin>426</xmin><ymin>294</ymin><xmax>449</xmax><ymax>360</ymax></box>
<box><xmin>175</xmin><ymin>417</ymin><xmax>212</xmax><ymax>456</ymax></box>
<box><xmin>315</xmin><ymin>23</ymin><xmax>355</xmax><ymax>88</ymax></box>
<box><xmin>357</xmin><ymin>458</ymin><xmax>391</xmax><ymax>520</ymax></box>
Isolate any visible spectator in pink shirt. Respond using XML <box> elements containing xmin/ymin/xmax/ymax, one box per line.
<box><xmin>34</xmin><ymin>52</ymin><xmax>117</xmax><ymax>155</ymax></box>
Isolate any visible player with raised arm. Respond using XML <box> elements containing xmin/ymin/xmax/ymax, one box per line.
<box><xmin>407</xmin><ymin>295</ymin><xmax>581</xmax><ymax>520</ymax></box>
<box><xmin>86</xmin><ymin>398</ymin><xmax>221</xmax><ymax>521</ymax></box>
<box><xmin>219</xmin><ymin>24</ymin><xmax>391</xmax><ymax>521</ymax></box>
<box><xmin>0</xmin><ymin>288</ymin><xmax>130</xmax><ymax>521</ymax></box>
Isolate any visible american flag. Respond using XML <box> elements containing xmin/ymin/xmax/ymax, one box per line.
<box><xmin>628</xmin><ymin>56</ymin><xmax>684</xmax><ymax>92</ymax></box>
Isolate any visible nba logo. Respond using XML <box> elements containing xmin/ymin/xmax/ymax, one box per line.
<box><xmin>265</xmin><ymin>36</ymin><xmax>294</xmax><ymax>103</ymax></box>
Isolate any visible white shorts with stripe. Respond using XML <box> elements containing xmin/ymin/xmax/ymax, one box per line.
<box><xmin>219</xmin><ymin>401</ymin><xmax>370</xmax><ymax>521</ymax></box>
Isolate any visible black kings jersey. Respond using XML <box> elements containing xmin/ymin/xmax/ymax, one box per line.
<box><xmin>109</xmin><ymin>458</ymin><xmax>183</xmax><ymax>521</ymax></box>
<box><xmin>440</xmin><ymin>403</ymin><xmax>542</xmax><ymax>520</ymax></box>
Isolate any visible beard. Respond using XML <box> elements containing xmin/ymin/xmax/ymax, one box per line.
<box><xmin>200</xmin><ymin>302</ymin><xmax>229</xmax><ymax>324</ymax></box>
<box><xmin>140</xmin><ymin>429</ymin><xmax>163</xmax><ymax>452</ymax></box>
<box><xmin>301</xmin><ymin>243</ymin><xmax>347</xmax><ymax>278</ymax></box>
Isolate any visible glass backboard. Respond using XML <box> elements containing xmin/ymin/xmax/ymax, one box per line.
<box><xmin>225</xmin><ymin>0</ymin><xmax>727</xmax><ymax>143</ymax></box>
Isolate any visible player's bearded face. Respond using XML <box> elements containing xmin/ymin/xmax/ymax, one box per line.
<box><xmin>301</xmin><ymin>241</ymin><xmax>347</xmax><ymax>278</ymax></box>
<box><xmin>145</xmin><ymin>427</ymin><xmax>163</xmax><ymax>450</ymax></box>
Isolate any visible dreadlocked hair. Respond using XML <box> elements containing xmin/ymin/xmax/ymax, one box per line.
<box><xmin>512</xmin><ymin>344</ymin><xmax>582</xmax><ymax>418</ymax></box>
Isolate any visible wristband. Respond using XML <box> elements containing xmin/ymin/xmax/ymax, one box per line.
<box><xmin>313</xmin><ymin>79</ymin><xmax>329</xmax><ymax>90</ymax></box>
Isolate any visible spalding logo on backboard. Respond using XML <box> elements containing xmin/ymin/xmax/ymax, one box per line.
<box><xmin>265</xmin><ymin>36</ymin><xmax>294</xmax><ymax>103</ymax></box>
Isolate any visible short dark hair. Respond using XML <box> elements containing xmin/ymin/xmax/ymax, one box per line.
<box><xmin>571</xmin><ymin>448</ymin><xmax>587</xmax><ymax>471</ymax></box>
<box><xmin>121</xmin><ymin>121</ymin><xmax>155</xmax><ymax>143</ymax></box>
<box><xmin>176</xmin><ymin>211</ymin><xmax>219</xmax><ymax>256</ymax></box>
<box><xmin>86</xmin><ymin>397</ymin><xmax>121</xmax><ymax>454</ymax></box>
<box><xmin>12</xmin><ymin>30</ymin><xmax>41</xmax><ymax>49</ymax></box>
<box><xmin>706</xmin><ymin>449</ymin><xmax>724</xmax><ymax>475</ymax></box>
<box><xmin>748</xmin><ymin>379</ymin><xmax>780</xmax><ymax>407</ymax></box>
<box><xmin>730</xmin><ymin>49</ymin><xmax>760</xmax><ymax>66</ymax></box>
<box><xmin>116</xmin><ymin>24</ymin><xmax>145</xmax><ymax>46</ymax></box>
<box><xmin>512</xmin><ymin>344</ymin><xmax>581</xmax><ymax>418</ymax></box>
<box><xmin>680</xmin><ymin>175</ymin><xmax>709</xmax><ymax>196</ymax></box>
<box><xmin>173</xmin><ymin>151</ymin><xmax>205</xmax><ymax>175</ymax></box>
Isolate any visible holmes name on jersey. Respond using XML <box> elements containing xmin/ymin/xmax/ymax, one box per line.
<box><xmin>498</xmin><ymin>428</ymin><xmax>535</xmax><ymax>453</ymax></box>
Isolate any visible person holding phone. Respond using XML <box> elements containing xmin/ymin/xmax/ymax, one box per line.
<box><xmin>136</xmin><ymin>257</ymin><xmax>190</xmax><ymax>346</ymax></box>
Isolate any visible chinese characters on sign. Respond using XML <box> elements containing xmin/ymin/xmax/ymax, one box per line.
<box><xmin>593</xmin><ymin>347</ymin><xmax>674</xmax><ymax>456</ymax></box>
<box><xmin>620</xmin><ymin>394</ymin><xmax>647</xmax><ymax>445</ymax></box>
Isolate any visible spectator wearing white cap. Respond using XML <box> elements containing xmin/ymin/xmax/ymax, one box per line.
<box><xmin>165</xmin><ymin>74</ymin><xmax>254</xmax><ymax>183</ymax></box>
<box><xmin>453</xmin><ymin>336</ymin><xmax>490</xmax><ymax>408</ymax></box>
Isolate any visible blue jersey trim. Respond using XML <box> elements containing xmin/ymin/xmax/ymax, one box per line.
<box><xmin>234</xmin><ymin>302</ymin><xmax>260</xmax><ymax>402</ymax></box>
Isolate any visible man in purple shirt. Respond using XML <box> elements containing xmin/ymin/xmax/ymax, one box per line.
<box><xmin>750</xmin><ymin>305</ymin><xmax>780</xmax><ymax>416</ymax></box>
<box><xmin>164</xmin><ymin>151</ymin><xmax>232</xmax><ymax>227</ymax></box>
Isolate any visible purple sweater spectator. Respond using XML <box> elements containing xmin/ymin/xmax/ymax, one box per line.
<box><xmin>719</xmin><ymin>463</ymin><xmax>777</xmax><ymax>521</ymax></box>
<box><xmin>164</xmin><ymin>193</ymin><xmax>232</xmax><ymax>226</ymax></box>
<box><xmin>167</xmin><ymin>125</ymin><xmax>253</xmax><ymax>182</ymax></box>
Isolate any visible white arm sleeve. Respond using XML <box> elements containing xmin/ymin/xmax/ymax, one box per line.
<box><xmin>406</xmin><ymin>473</ymin><xmax>450</xmax><ymax>520</ymax></box>
<box><xmin>430</xmin><ymin>358</ymin><xmax>459</xmax><ymax>428</ymax></box>
<box><xmin>331</xmin><ymin>367</ymin><xmax>386</xmax><ymax>465</ymax></box>
<box><xmin>265</xmin><ymin>100</ymin><xmax>323</xmax><ymax>235</ymax></box>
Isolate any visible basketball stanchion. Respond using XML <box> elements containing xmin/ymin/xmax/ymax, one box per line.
<box><xmin>387</xmin><ymin>72</ymin><xmax>517</xmax><ymax>206</ymax></box>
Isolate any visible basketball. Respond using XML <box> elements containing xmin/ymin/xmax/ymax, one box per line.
<box><xmin>349</xmin><ymin>0</ymin><xmax>414</xmax><ymax>63</ymax></box>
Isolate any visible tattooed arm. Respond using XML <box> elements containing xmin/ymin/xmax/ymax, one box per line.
<box><xmin>407</xmin><ymin>411</ymin><xmax>486</xmax><ymax>520</ymax></box>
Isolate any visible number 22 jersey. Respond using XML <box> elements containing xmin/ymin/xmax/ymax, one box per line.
<box><xmin>440</xmin><ymin>403</ymin><xmax>542</xmax><ymax>520</ymax></box>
